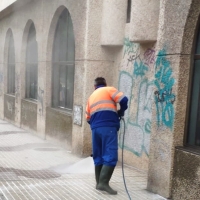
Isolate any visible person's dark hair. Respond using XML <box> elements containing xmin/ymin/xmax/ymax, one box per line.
<box><xmin>94</xmin><ymin>77</ymin><xmax>107</xmax><ymax>87</ymax></box>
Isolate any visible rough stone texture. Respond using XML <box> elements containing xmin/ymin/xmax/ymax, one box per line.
<box><xmin>118</xmin><ymin>149</ymin><xmax>149</xmax><ymax>172</ymax></box>
<box><xmin>168</xmin><ymin>1</ymin><xmax>200</xmax><ymax>198</ymax></box>
<box><xmin>119</xmin><ymin>51</ymin><xmax>154</xmax><ymax>168</ymax></box>
<box><xmin>77</xmin><ymin>59</ymin><xmax>116</xmax><ymax>156</ymax></box>
<box><xmin>147</xmin><ymin>124</ymin><xmax>174</xmax><ymax>197</ymax></box>
<box><xmin>130</xmin><ymin>0</ymin><xmax>160</xmax><ymax>43</ymax></box>
<box><xmin>0</xmin><ymin>1</ymin><xmax>199</xmax><ymax>199</ymax></box>
<box><xmin>118</xmin><ymin>23</ymin><xmax>156</xmax><ymax>172</ymax></box>
<box><xmin>0</xmin><ymin>0</ymin><xmax>121</xmax><ymax>158</ymax></box>
<box><xmin>146</xmin><ymin>0</ymin><xmax>200</xmax><ymax>198</ymax></box>
<box><xmin>71</xmin><ymin>0</ymin><xmax>120</xmax><ymax>156</ymax></box>
<box><xmin>147</xmin><ymin>54</ymin><xmax>181</xmax><ymax>198</ymax></box>
<box><xmin>0</xmin><ymin>63</ymin><xmax>4</xmax><ymax>120</ymax></box>
<box><xmin>101</xmin><ymin>0</ymin><xmax>127</xmax><ymax>46</ymax></box>
<box><xmin>21</xmin><ymin>99</ymin><xmax>37</xmax><ymax>132</ymax></box>
<box><xmin>14</xmin><ymin>62</ymin><xmax>21</xmax><ymax>127</ymax></box>
<box><xmin>83</xmin><ymin>1</ymin><xmax>120</xmax><ymax>61</ymax></box>
<box><xmin>181</xmin><ymin>0</ymin><xmax>200</xmax><ymax>55</ymax></box>
<box><xmin>46</xmin><ymin>107</ymin><xmax>72</xmax><ymax>150</ymax></box>
<box><xmin>156</xmin><ymin>0</ymin><xmax>192</xmax><ymax>55</ymax></box>
<box><xmin>71</xmin><ymin>61</ymin><xmax>85</xmax><ymax>155</ymax></box>
<box><xmin>37</xmin><ymin>61</ymin><xmax>46</xmax><ymax>139</ymax></box>
<box><xmin>172</xmin><ymin>148</ymin><xmax>200</xmax><ymax>200</ymax></box>
<box><xmin>0</xmin><ymin>0</ymin><xmax>88</xmax><ymax>148</ymax></box>
<box><xmin>4</xmin><ymin>94</ymin><xmax>15</xmax><ymax>122</ymax></box>
<box><xmin>173</xmin><ymin>55</ymin><xmax>191</xmax><ymax>147</ymax></box>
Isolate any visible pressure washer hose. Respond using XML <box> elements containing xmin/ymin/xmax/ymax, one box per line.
<box><xmin>120</xmin><ymin>117</ymin><xmax>132</xmax><ymax>200</ymax></box>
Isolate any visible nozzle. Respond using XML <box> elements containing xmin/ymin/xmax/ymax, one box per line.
<box><xmin>120</xmin><ymin>116</ymin><xmax>124</xmax><ymax>120</ymax></box>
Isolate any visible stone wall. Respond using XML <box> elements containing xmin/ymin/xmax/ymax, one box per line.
<box><xmin>0</xmin><ymin>0</ymin><xmax>16</xmax><ymax>12</ymax></box>
<box><xmin>21</xmin><ymin>99</ymin><xmax>37</xmax><ymax>131</ymax></box>
<box><xmin>46</xmin><ymin>107</ymin><xmax>72</xmax><ymax>150</ymax></box>
<box><xmin>4</xmin><ymin>94</ymin><xmax>15</xmax><ymax>122</ymax></box>
<box><xmin>172</xmin><ymin>148</ymin><xmax>200</xmax><ymax>200</ymax></box>
<box><xmin>0</xmin><ymin>0</ymin><xmax>199</xmax><ymax>199</ymax></box>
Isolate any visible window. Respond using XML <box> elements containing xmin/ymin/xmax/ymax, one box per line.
<box><xmin>187</xmin><ymin>22</ymin><xmax>200</xmax><ymax>146</ymax></box>
<box><xmin>52</xmin><ymin>9</ymin><xmax>75</xmax><ymax>111</ymax></box>
<box><xmin>126</xmin><ymin>0</ymin><xmax>132</xmax><ymax>23</ymax></box>
<box><xmin>26</xmin><ymin>23</ymin><xmax>38</xmax><ymax>100</ymax></box>
<box><xmin>7</xmin><ymin>32</ymin><xmax>15</xmax><ymax>94</ymax></box>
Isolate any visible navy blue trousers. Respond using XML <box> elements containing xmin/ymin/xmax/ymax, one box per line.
<box><xmin>92</xmin><ymin>127</ymin><xmax>118</xmax><ymax>167</ymax></box>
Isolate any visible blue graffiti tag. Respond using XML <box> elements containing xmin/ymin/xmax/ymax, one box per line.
<box><xmin>124</xmin><ymin>38</ymin><xmax>135</xmax><ymax>57</ymax></box>
<box><xmin>154</xmin><ymin>48</ymin><xmax>175</xmax><ymax>129</ymax></box>
<box><xmin>134</xmin><ymin>60</ymin><xmax>148</xmax><ymax>77</ymax></box>
<box><xmin>119</xmin><ymin>38</ymin><xmax>156</xmax><ymax>157</ymax></box>
<box><xmin>123</xmin><ymin>38</ymin><xmax>140</xmax><ymax>59</ymax></box>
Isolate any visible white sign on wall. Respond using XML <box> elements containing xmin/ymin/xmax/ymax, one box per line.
<box><xmin>73</xmin><ymin>105</ymin><xmax>83</xmax><ymax>126</ymax></box>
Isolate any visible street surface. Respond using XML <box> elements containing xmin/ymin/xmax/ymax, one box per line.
<box><xmin>0</xmin><ymin>120</ymin><xmax>167</xmax><ymax>200</ymax></box>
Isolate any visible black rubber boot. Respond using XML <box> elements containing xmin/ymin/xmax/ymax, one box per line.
<box><xmin>95</xmin><ymin>165</ymin><xmax>102</xmax><ymax>188</ymax></box>
<box><xmin>96</xmin><ymin>165</ymin><xmax>117</xmax><ymax>195</ymax></box>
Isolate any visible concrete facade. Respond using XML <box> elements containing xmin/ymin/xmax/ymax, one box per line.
<box><xmin>0</xmin><ymin>0</ymin><xmax>17</xmax><ymax>12</ymax></box>
<box><xmin>0</xmin><ymin>0</ymin><xmax>200</xmax><ymax>199</ymax></box>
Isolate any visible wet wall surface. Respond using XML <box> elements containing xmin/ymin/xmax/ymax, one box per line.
<box><xmin>21</xmin><ymin>99</ymin><xmax>37</xmax><ymax>131</ymax></box>
<box><xmin>4</xmin><ymin>94</ymin><xmax>15</xmax><ymax>122</ymax></box>
<box><xmin>0</xmin><ymin>119</ymin><xmax>166</xmax><ymax>200</ymax></box>
<box><xmin>46</xmin><ymin>107</ymin><xmax>72</xmax><ymax>148</ymax></box>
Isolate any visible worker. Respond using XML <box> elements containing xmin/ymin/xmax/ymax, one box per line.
<box><xmin>85</xmin><ymin>77</ymin><xmax>128</xmax><ymax>195</ymax></box>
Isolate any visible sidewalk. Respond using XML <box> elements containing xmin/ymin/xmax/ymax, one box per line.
<box><xmin>0</xmin><ymin>119</ymin><xmax>167</xmax><ymax>200</ymax></box>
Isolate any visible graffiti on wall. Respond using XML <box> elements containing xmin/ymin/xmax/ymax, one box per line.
<box><xmin>144</xmin><ymin>48</ymin><xmax>156</xmax><ymax>68</ymax></box>
<box><xmin>154</xmin><ymin>49</ymin><xmax>175</xmax><ymax>130</ymax></box>
<box><xmin>119</xmin><ymin>38</ymin><xmax>155</xmax><ymax>156</ymax></box>
<box><xmin>13</xmin><ymin>73</ymin><xmax>20</xmax><ymax>122</ymax></box>
<box><xmin>0</xmin><ymin>72</ymin><xmax>3</xmax><ymax>96</ymax></box>
<box><xmin>134</xmin><ymin>59</ymin><xmax>148</xmax><ymax>77</ymax></box>
<box><xmin>38</xmin><ymin>87</ymin><xmax>44</xmax><ymax>116</ymax></box>
<box><xmin>118</xmin><ymin>38</ymin><xmax>175</xmax><ymax>157</ymax></box>
<box><xmin>7</xmin><ymin>101</ymin><xmax>14</xmax><ymax>114</ymax></box>
<box><xmin>123</xmin><ymin>38</ymin><xmax>140</xmax><ymax>70</ymax></box>
<box><xmin>15</xmin><ymin>73</ymin><xmax>20</xmax><ymax>104</ymax></box>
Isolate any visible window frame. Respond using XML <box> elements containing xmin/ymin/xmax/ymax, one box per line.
<box><xmin>126</xmin><ymin>0</ymin><xmax>132</xmax><ymax>23</ymax></box>
<box><xmin>7</xmin><ymin>33</ymin><xmax>15</xmax><ymax>95</ymax></box>
<box><xmin>25</xmin><ymin>23</ymin><xmax>38</xmax><ymax>101</ymax></box>
<box><xmin>185</xmin><ymin>16</ymin><xmax>200</xmax><ymax>148</ymax></box>
<box><xmin>51</xmin><ymin>9</ymin><xmax>75</xmax><ymax>112</ymax></box>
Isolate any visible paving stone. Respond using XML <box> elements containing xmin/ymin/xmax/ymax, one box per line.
<box><xmin>0</xmin><ymin>120</ymin><xmax>168</xmax><ymax>200</ymax></box>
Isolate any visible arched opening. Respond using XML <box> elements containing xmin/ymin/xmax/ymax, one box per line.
<box><xmin>26</xmin><ymin>23</ymin><xmax>38</xmax><ymax>100</ymax></box>
<box><xmin>7</xmin><ymin>31</ymin><xmax>15</xmax><ymax>94</ymax></box>
<box><xmin>187</xmin><ymin>17</ymin><xmax>200</xmax><ymax>146</ymax></box>
<box><xmin>51</xmin><ymin>8</ymin><xmax>75</xmax><ymax>111</ymax></box>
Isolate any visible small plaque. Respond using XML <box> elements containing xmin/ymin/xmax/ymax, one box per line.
<box><xmin>73</xmin><ymin>105</ymin><xmax>83</xmax><ymax>126</ymax></box>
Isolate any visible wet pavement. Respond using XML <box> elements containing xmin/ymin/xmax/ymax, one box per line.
<box><xmin>0</xmin><ymin>119</ymin><xmax>167</xmax><ymax>200</ymax></box>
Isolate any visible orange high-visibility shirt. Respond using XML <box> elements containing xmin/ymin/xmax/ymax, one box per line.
<box><xmin>86</xmin><ymin>86</ymin><xmax>125</xmax><ymax>124</ymax></box>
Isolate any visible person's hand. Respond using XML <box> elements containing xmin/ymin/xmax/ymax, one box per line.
<box><xmin>117</xmin><ymin>110</ymin><xmax>124</xmax><ymax>119</ymax></box>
